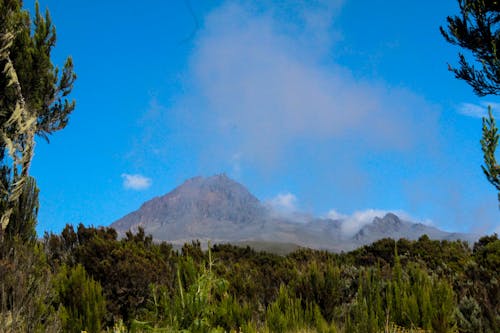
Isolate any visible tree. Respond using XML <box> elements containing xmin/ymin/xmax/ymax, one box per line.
<box><xmin>0</xmin><ymin>0</ymin><xmax>76</xmax><ymax>236</ymax></box>
<box><xmin>441</xmin><ymin>0</ymin><xmax>500</xmax><ymax>205</ymax></box>
<box><xmin>481</xmin><ymin>108</ymin><xmax>500</xmax><ymax>203</ymax></box>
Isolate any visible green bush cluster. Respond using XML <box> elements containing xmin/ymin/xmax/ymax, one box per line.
<box><xmin>3</xmin><ymin>224</ymin><xmax>498</xmax><ymax>332</ymax></box>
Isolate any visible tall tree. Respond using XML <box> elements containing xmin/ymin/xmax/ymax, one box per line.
<box><xmin>0</xmin><ymin>0</ymin><xmax>76</xmax><ymax>236</ymax></box>
<box><xmin>441</xmin><ymin>0</ymin><xmax>500</xmax><ymax>205</ymax></box>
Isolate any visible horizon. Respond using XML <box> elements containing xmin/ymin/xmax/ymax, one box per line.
<box><xmin>23</xmin><ymin>0</ymin><xmax>499</xmax><ymax>236</ymax></box>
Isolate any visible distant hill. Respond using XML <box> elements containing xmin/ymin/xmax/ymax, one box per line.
<box><xmin>111</xmin><ymin>174</ymin><xmax>476</xmax><ymax>252</ymax></box>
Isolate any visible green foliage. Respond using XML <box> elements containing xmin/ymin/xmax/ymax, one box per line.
<box><xmin>388</xmin><ymin>253</ymin><xmax>456</xmax><ymax>332</ymax></box>
<box><xmin>441</xmin><ymin>0</ymin><xmax>500</xmax><ymax>96</ymax></box>
<box><xmin>473</xmin><ymin>233</ymin><xmax>500</xmax><ymax>270</ymax></box>
<box><xmin>429</xmin><ymin>279</ymin><xmax>456</xmax><ymax>333</ymax></box>
<box><xmin>266</xmin><ymin>285</ymin><xmax>335</xmax><ymax>333</ymax></box>
<box><xmin>455</xmin><ymin>296</ymin><xmax>484</xmax><ymax>332</ymax></box>
<box><xmin>3</xmin><ymin>176</ymin><xmax>38</xmax><ymax>242</ymax></box>
<box><xmin>441</xmin><ymin>0</ymin><xmax>500</xmax><ymax>204</ymax></box>
<box><xmin>173</xmin><ymin>251</ymin><xmax>228</xmax><ymax>333</ymax></box>
<box><xmin>54</xmin><ymin>264</ymin><xmax>106</xmax><ymax>333</ymax></box>
<box><xmin>466</xmin><ymin>234</ymin><xmax>500</xmax><ymax>331</ymax></box>
<box><xmin>0</xmin><ymin>240</ymin><xmax>61</xmax><ymax>332</ymax></box>
<box><xmin>0</xmin><ymin>0</ymin><xmax>76</xmax><ymax>138</ymax></box>
<box><xmin>212</xmin><ymin>243</ymin><xmax>296</xmax><ymax>308</ymax></box>
<box><xmin>44</xmin><ymin>224</ymin><xmax>177</xmax><ymax>326</ymax></box>
<box><xmin>292</xmin><ymin>260</ymin><xmax>347</xmax><ymax>323</ymax></box>
<box><xmin>38</xmin><ymin>226</ymin><xmax>500</xmax><ymax>333</ymax></box>
<box><xmin>348</xmin><ymin>268</ymin><xmax>384</xmax><ymax>333</ymax></box>
<box><xmin>138</xmin><ymin>246</ymin><xmax>231</xmax><ymax>333</ymax></box>
<box><xmin>345</xmin><ymin>247</ymin><xmax>457</xmax><ymax>333</ymax></box>
<box><xmin>81</xmin><ymin>226</ymin><xmax>174</xmax><ymax>325</ymax></box>
<box><xmin>481</xmin><ymin>107</ymin><xmax>500</xmax><ymax>204</ymax></box>
<box><xmin>0</xmin><ymin>0</ymin><xmax>75</xmax><ymax>236</ymax></box>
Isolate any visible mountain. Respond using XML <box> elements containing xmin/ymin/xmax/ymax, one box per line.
<box><xmin>111</xmin><ymin>174</ymin><xmax>476</xmax><ymax>252</ymax></box>
<box><xmin>352</xmin><ymin>213</ymin><xmax>474</xmax><ymax>249</ymax></box>
<box><xmin>112</xmin><ymin>174</ymin><xmax>267</xmax><ymax>244</ymax></box>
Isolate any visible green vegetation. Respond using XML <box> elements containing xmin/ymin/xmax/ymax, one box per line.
<box><xmin>33</xmin><ymin>227</ymin><xmax>500</xmax><ymax>332</ymax></box>
<box><xmin>3</xmin><ymin>207</ymin><xmax>499</xmax><ymax>332</ymax></box>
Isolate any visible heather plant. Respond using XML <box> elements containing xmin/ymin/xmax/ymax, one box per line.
<box><xmin>54</xmin><ymin>264</ymin><xmax>106</xmax><ymax>333</ymax></box>
<box><xmin>0</xmin><ymin>240</ymin><xmax>61</xmax><ymax>332</ymax></box>
<box><xmin>265</xmin><ymin>285</ymin><xmax>337</xmax><ymax>333</ymax></box>
<box><xmin>137</xmin><ymin>246</ymin><xmax>229</xmax><ymax>333</ymax></box>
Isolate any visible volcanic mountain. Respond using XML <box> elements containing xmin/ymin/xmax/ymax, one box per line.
<box><xmin>111</xmin><ymin>174</ymin><xmax>475</xmax><ymax>252</ymax></box>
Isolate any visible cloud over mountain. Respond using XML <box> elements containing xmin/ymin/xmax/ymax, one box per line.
<box><xmin>328</xmin><ymin>208</ymin><xmax>433</xmax><ymax>237</ymax></box>
<box><xmin>266</xmin><ymin>192</ymin><xmax>298</xmax><ymax>213</ymax></box>
<box><xmin>188</xmin><ymin>1</ymin><xmax>440</xmax><ymax>166</ymax></box>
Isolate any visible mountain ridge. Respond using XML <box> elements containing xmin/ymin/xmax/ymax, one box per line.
<box><xmin>111</xmin><ymin>174</ymin><xmax>476</xmax><ymax>252</ymax></box>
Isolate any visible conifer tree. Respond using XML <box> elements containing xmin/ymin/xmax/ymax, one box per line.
<box><xmin>0</xmin><ymin>0</ymin><xmax>76</xmax><ymax>236</ymax></box>
<box><xmin>441</xmin><ymin>0</ymin><xmax>500</xmax><ymax>205</ymax></box>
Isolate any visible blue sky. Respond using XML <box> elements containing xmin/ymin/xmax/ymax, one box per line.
<box><xmin>24</xmin><ymin>0</ymin><xmax>499</xmax><ymax>235</ymax></box>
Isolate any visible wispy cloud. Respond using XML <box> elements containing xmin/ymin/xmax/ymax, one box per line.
<box><xmin>135</xmin><ymin>0</ymin><xmax>440</xmax><ymax>175</ymax></box>
<box><xmin>457</xmin><ymin>101</ymin><xmax>500</xmax><ymax>118</ymax></box>
<box><xmin>326</xmin><ymin>209</ymin><xmax>347</xmax><ymax>220</ymax></box>
<box><xmin>339</xmin><ymin>209</ymin><xmax>391</xmax><ymax>237</ymax></box>
<box><xmin>266</xmin><ymin>192</ymin><xmax>298</xmax><ymax>213</ymax></box>
<box><xmin>185</xmin><ymin>1</ymin><xmax>439</xmax><ymax>167</ymax></box>
<box><xmin>265</xmin><ymin>192</ymin><xmax>313</xmax><ymax>223</ymax></box>
<box><xmin>121</xmin><ymin>173</ymin><xmax>152</xmax><ymax>190</ymax></box>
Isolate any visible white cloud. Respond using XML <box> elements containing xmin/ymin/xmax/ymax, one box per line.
<box><xmin>340</xmin><ymin>209</ymin><xmax>390</xmax><ymax>237</ymax></box>
<box><xmin>121</xmin><ymin>173</ymin><xmax>152</xmax><ymax>190</ymax></box>
<box><xmin>266</xmin><ymin>192</ymin><xmax>312</xmax><ymax>223</ymax></box>
<box><xmin>267</xmin><ymin>192</ymin><xmax>298</xmax><ymax>213</ymax></box>
<box><xmin>326</xmin><ymin>209</ymin><xmax>347</xmax><ymax>220</ymax></box>
<box><xmin>457</xmin><ymin>101</ymin><xmax>500</xmax><ymax>118</ymax></box>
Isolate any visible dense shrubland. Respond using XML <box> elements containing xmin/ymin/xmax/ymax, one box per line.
<box><xmin>2</xmin><ymin>224</ymin><xmax>498</xmax><ymax>332</ymax></box>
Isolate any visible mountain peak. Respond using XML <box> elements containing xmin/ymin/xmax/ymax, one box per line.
<box><xmin>182</xmin><ymin>173</ymin><xmax>230</xmax><ymax>185</ymax></box>
<box><xmin>112</xmin><ymin>174</ymin><xmax>265</xmax><ymax>237</ymax></box>
<box><xmin>373</xmin><ymin>213</ymin><xmax>402</xmax><ymax>226</ymax></box>
<box><xmin>172</xmin><ymin>174</ymin><xmax>258</xmax><ymax>204</ymax></box>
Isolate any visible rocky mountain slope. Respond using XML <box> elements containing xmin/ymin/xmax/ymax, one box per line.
<box><xmin>111</xmin><ymin>174</ymin><xmax>475</xmax><ymax>252</ymax></box>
